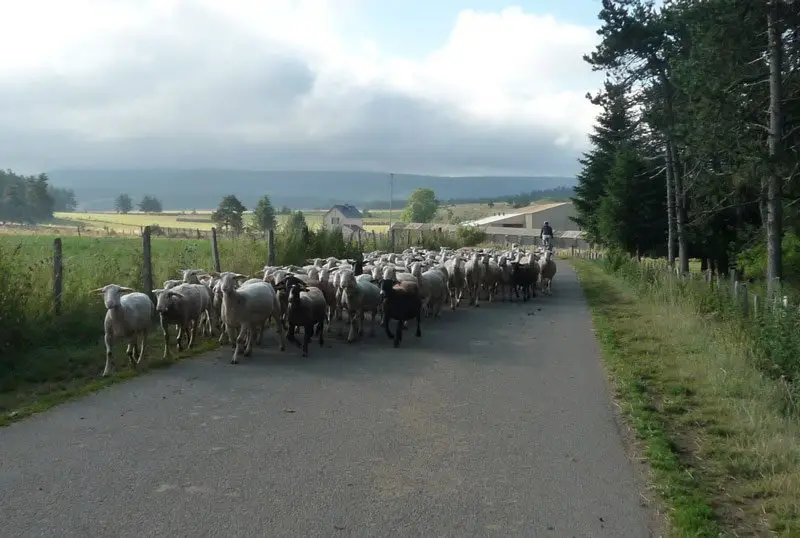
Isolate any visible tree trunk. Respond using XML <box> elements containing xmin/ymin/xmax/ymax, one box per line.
<box><xmin>766</xmin><ymin>0</ymin><xmax>784</xmax><ymax>297</ymax></box>
<box><xmin>668</xmin><ymin>139</ymin><xmax>690</xmax><ymax>274</ymax></box>
<box><xmin>659</xmin><ymin>69</ymin><xmax>689</xmax><ymax>274</ymax></box>
<box><xmin>665</xmin><ymin>143</ymin><xmax>677</xmax><ymax>267</ymax></box>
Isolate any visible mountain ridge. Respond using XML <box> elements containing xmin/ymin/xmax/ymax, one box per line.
<box><xmin>47</xmin><ymin>168</ymin><xmax>578</xmax><ymax>211</ymax></box>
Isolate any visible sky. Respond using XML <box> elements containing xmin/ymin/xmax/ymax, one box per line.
<box><xmin>0</xmin><ymin>0</ymin><xmax>606</xmax><ymax>177</ymax></box>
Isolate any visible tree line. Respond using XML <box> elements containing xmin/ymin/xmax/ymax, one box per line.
<box><xmin>572</xmin><ymin>0</ymin><xmax>800</xmax><ymax>293</ymax></box>
<box><xmin>0</xmin><ymin>170</ymin><xmax>77</xmax><ymax>223</ymax></box>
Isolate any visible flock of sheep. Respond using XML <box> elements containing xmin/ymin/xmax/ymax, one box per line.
<box><xmin>92</xmin><ymin>245</ymin><xmax>558</xmax><ymax>377</ymax></box>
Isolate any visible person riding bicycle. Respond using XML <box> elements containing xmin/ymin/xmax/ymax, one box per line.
<box><xmin>540</xmin><ymin>221</ymin><xmax>554</xmax><ymax>248</ymax></box>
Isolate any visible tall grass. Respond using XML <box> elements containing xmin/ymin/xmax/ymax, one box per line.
<box><xmin>600</xmin><ymin>249</ymin><xmax>800</xmax><ymax>408</ymax></box>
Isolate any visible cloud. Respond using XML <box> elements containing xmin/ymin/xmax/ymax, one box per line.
<box><xmin>0</xmin><ymin>1</ymin><xmax>602</xmax><ymax>176</ymax></box>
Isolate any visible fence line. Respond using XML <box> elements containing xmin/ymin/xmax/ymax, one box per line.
<box><xmin>565</xmin><ymin>247</ymin><xmax>798</xmax><ymax>325</ymax></box>
<box><xmin>40</xmin><ymin>226</ymin><xmax>490</xmax><ymax>316</ymax></box>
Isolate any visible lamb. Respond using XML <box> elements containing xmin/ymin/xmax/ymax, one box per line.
<box><xmin>218</xmin><ymin>272</ymin><xmax>285</xmax><ymax>364</ymax></box>
<box><xmin>93</xmin><ymin>284</ymin><xmax>155</xmax><ymax>377</ymax></box>
<box><xmin>538</xmin><ymin>250</ymin><xmax>557</xmax><ymax>295</ymax></box>
<box><xmin>378</xmin><ymin>279</ymin><xmax>422</xmax><ymax>348</ymax></box>
<box><xmin>283</xmin><ymin>278</ymin><xmax>327</xmax><ymax>357</ymax></box>
<box><xmin>152</xmin><ymin>283</ymin><xmax>210</xmax><ymax>359</ymax></box>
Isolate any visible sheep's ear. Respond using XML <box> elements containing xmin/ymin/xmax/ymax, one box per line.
<box><xmin>254</xmin><ymin>269</ymin><xmax>265</xmax><ymax>276</ymax></box>
<box><xmin>168</xmin><ymin>291</ymin><xmax>185</xmax><ymax>298</ymax></box>
<box><xmin>152</xmin><ymin>288</ymin><xmax>164</xmax><ymax>294</ymax></box>
<box><xmin>92</xmin><ymin>287</ymin><xmax>106</xmax><ymax>294</ymax></box>
<box><xmin>118</xmin><ymin>286</ymin><xmax>135</xmax><ymax>293</ymax></box>
<box><xmin>234</xmin><ymin>273</ymin><xmax>248</xmax><ymax>280</ymax></box>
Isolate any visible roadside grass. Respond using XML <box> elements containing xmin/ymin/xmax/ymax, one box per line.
<box><xmin>574</xmin><ymin>259</ymin><xmax>800</xmax><ymax>537</ymax></box>
<box><xmin>0</xmin><ymin>337</ymin><xmax>221</xmax><ymax>427</ymax></box>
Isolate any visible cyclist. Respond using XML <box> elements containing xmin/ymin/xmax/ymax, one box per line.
<box><xmin>540</xmin><ymin>221</ymin><xmax>554</xmax><ymax>249</ymax></box>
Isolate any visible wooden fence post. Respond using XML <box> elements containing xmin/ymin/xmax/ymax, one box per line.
<box><xmin>267</xmin><ymin>228</ymin><xmax>276</xmax><ymax>265</ymax></box>
<box><xmin>142</xmin><ymin>226</ymin><xmax>154</xmax><ymax>302</ymax></box>
<box><xmin>740</xmin><ymin>283</ymin><xmax>748</xmax><ymax>316</ymax></box>
<box><xmin>53</xmin><ymin>238</ymin><xmax>63</xmax><ymax>316</ymax></box>
<box><xmin>390</xmin><ymin>228</ymin><xmax>396</xmax><ymax>252</ymax></box>
<box><xmin>371</xmin><ymin>230</ymin><xmax>377</xmax><ymax>250</ymax></box>
<box><xmin>211</xmin><ymin>227</ymin><xmax>221</xmax><ymax>272</ymax></box>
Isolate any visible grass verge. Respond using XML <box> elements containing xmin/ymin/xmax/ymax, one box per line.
<box><xmin>573</xmin><ymin>259</ymin><xmax>800</xmax><ymax>537</ymax></box>
<box><xmin>1</xmin><ymin>335</ymin><xmax>221</xmax><ymax>428</ymax></box>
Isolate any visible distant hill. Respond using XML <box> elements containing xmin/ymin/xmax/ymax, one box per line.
<box><xmin>46</xmin><ymin>169</ymin><xmax>577</xmax><ymax>211</ymax></box>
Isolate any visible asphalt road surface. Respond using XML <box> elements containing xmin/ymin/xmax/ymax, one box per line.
<box><xmin>1</xmin><ymin>263</ymin><xmax>655</xmax><ymax>537</ymax></box>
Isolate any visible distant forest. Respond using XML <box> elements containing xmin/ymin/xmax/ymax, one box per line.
<box><xmin>363</xmin><ymin>186</ymin><xmax>574</xmax><ymax>210</ymax></box>
<box><xmin>0</xmin><ymin>170</ymin><xmax>77</xmax><ymax>224</ymax></box>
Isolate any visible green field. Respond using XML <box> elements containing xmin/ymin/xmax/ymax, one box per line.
<box><xmin>19</xmin><ymin>202</ymin><xmax>522</xmax><ymax>237</ymax></box>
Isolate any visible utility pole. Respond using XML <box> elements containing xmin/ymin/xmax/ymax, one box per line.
<box><xmin>388</xmin><ymin>173</ymin><xmax>394</xmax><ymax>230</ymax></box>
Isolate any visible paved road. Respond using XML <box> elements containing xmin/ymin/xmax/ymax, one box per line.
<box><xmin>1</xmin><ymin>263</ymin><xmax>654</xmax><ymax>537</ymax></box>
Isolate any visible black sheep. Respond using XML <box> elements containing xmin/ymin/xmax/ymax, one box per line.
<box><xmin>510</xmin><ymin>261</ymin><xmax>537</xmax><ymax>302</ymax></box>
<box><xmin>378</xmin><ymin>279</ymin><xmax>422</xmax><ymax>348</ymax></box>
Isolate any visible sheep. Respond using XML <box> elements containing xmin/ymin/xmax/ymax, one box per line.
<box><xmin>464</xmin><ymin>252</ymin><xmax>485</xmax><ymax>307</ymax></box>
<box><xmin>378</xmin><ymin>279</ymin><xmax>422</xmax><ymax>348</ymax></box>
<box><xmin>283</xmin><ymin>279</ymin><xmax>327</xmax><ymax>357</ymax></box>
<box><xmin>538</xmin><ymin>250</ymin><xmax>557</xmax><ymax>295</ymax></box>
<box><xmin>444</xmin><ymin>256</ymin><xmax>467</xmax><ymax>310</ymax></box>
<box><xmin>509</xmin><ymin>261</ymin><xmax>537</xmax><ymax>302</ymax></box>
<box><xmin>93</xmin><ymin>284</ymin><xmax>155</xmax><ymax>377</ymax></box>
<box><xmin>152</xmin><ymin>283</ymin><xmax>210</xmax><ymax>359</ymax></box>
<box><xmin>218</xmin><ymin>272</ymin><xmax>285</xmax><ymax>364</ymax></box>
<box><xmin>419</xmin><ymin>267</ymin><xmax>448</xmax><ymax>318</ymax></box>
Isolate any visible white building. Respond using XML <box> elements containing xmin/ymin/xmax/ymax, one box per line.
<box><xmin>323</xmin><ymin>204</ymin><xmax>366</xmax><ymax>237</ymax></box>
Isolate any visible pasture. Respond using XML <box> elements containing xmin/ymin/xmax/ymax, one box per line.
<box><xmin>10</xmin><ymin>201</ymin><xmax>521</xmax><ymax>237</ymax></box>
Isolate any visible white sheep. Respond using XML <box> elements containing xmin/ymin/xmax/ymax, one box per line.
<box><xmin>538</xmin><ymin>251</ymin><xmax>557</xmax><ymax>295</ymax></box>
<box><xmin>218</xmin><ymin>273</ymin><xmax>286</xmax><ymax>364</ymax></box>
<box><xmin>152</xmin><ymin>283</ymin><xmax>210</xmax><ymax>359</ymax></box>
<box><xmin>93</xmin><ymin>284</ymin><xmax>154</xmax><ymax>377</ymax></box>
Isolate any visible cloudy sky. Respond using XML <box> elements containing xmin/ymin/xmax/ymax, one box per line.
<box><xmin>0</xmin><ymin>0</ymin><xmax>605</xmax><ymax>176</ymax></box>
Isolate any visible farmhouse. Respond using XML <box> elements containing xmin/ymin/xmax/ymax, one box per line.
<box><xmin>323</xmin><ymin>204</ymin><xmax>366</xmax><ymax>237</ymax></box>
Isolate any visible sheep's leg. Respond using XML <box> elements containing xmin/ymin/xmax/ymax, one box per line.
<box><xmin>318</xmin><ymin>318</ymin><xmax>325</xmax><ymax>347</ymax></box>
<box><xmin>226</xmin><ymin>324</ymin><xmax>238</xmax><ymax>350</ymax></box>
<box><xmin>384</xmin><ymin>314</ymin><xmax>394</xmax><ymax>339</ymax></box>
<box><xmin>301</xmin><ymin>324</ymin><xmax>311</xmax><ymax>357</ymax></box>
<box><xmin>346</xmin><ymin>309</ymin><xmax>358</xmax><ymax>343</ymax></box>
<box><xmin>126</xmin><ymin>337</ymin><xmax>138</xmax><ymax>368</ymax></box>
<box><xmin>275</xmin><ymin>313</ymin><xmax>287</xmax><ymax>351</ymax></box>
<box><xmin>358</xmin><ymin>309</ymin><xmax>365</xmax><ymax>337</ymax></box>
<box><xmin>393</xmin><ymin>319</ymin><xmax>403</xmax><ymax>348</ymax></box>
<box><xmin>370</xmin><ymin>310</ymin><xmax>377</xmax><ymax>336</ymax></box>
<box><xmin>160</xmin><ymin>319</ymin><xmax>170</xmax><ymax>360</ymax></box>
<box><xmin>136</xmin><ymin>331</ymin><xmax>146</xmax><ymax>364</ymax></box>
<box><xmin>243</xmin><ymin>326</ymin><xmax>254</xmax><ymax>357</ymax></box>
<box><xmin>102</xmin><ymin>333</ymin><xmax>114</xmax><ymax>377</ymax></box>
<box><xmin>187</xmin><ymin>319</ymin><xmax>197</xmax><ymax>349</ymax></box>
<box><xmin>473</xmin><ymin>283</ymin><xmax>481</xmax><ymax>307</ymax></box>
<box><xmin>218</xmin><ymin>324</ymin><xmax>228</xmax><ymax>345</ymax></box>
<box><xmin>415</xmin><ymin>312</ymin><xmax>422</xmax><ymax>337</ymax></box>
<box><xmin>231</xmin><ymin>328</ymin><xmax>247</xmax><ymax>364</ymax></box>
<box><xmin>287</xmin><ymin>324</ymin><xmax>297</xmax><ymax>343</ymax></box>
